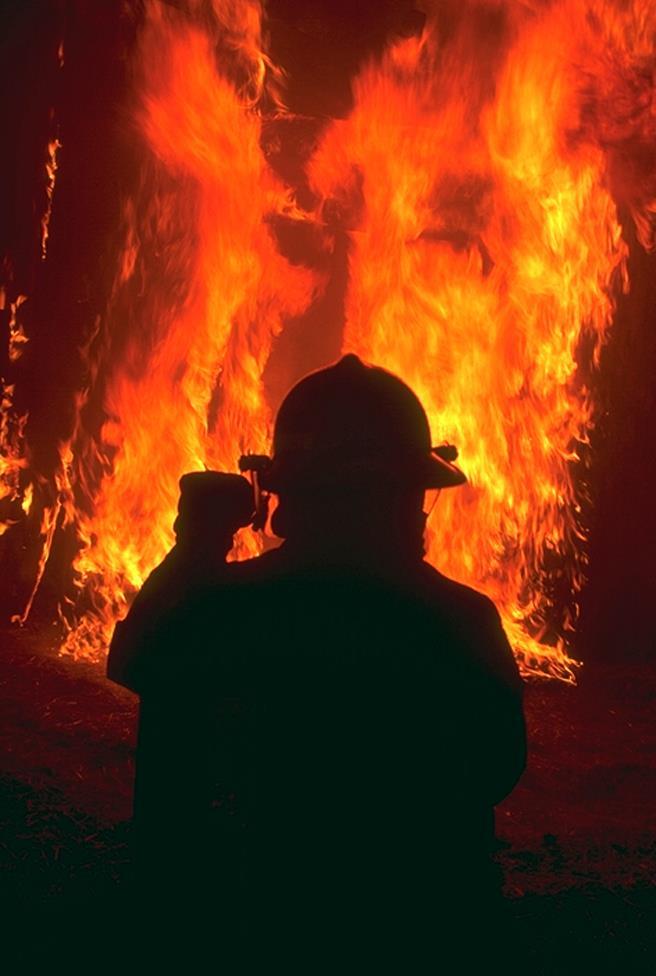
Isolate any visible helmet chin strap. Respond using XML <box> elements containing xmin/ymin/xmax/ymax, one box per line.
<box><xmin>239</xmin><ymin>454</ymin><xmax>272</xmax><ymax>531</ymax></box>
<box><xmin>424</xmin><ymin>488</ymin><xmax>442</xmax><ymax>516</ymax></box>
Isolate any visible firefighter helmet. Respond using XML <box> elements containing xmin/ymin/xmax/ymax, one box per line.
<box><xmin>262</xmin><ymin>354</ymin><xmax>466</xmax><ymax>492</ymax></box>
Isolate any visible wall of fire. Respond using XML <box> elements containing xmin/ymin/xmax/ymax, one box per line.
<box><xmin>0</xmin><ymin>1</ymin><xmax>655</xmax><ymax>663</ymax></box>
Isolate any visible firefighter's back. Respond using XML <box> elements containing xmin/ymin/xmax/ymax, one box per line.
<box><xmin>140</xmin><ymin>552</ymin><xmax>520</xmax><ymax>969</ymax></box>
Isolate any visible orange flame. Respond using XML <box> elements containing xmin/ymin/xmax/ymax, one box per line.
<box><xmin>41</xmin><ymin>137</ymin><xmax>61</xmax><ymax>261</ymax></box>
<box><xmin>61</xmin><ymin>0</ymin><xmax>316</xmax><ymax>657</ymax></box>
<box><xmin>1</xmin><ymin>293</ymin><xmax>31</xmax><ymax>536</ymax></box>
<box><xmin>308</xmin><ymin>2</ymin><xmax>650</xmax><ymax>680</ymax></box>
<box><xmin>57</xmin><ymin>1</ymin><xmax>655</xmax><ymax>678</ymax></box>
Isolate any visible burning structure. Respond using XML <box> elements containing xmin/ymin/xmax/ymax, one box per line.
<box><xmin>1</xmin><ymin>0</ymin><xmax>655</xmax><ymax>679</ymax></box>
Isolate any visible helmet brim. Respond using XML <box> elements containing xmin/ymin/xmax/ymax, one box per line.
<box><xmin>261</xmin><ymin>449</ymin><xmax>467</xmax><ymax>493</ymax></box>
<box><xmin>421</xmin><ymin>451</ymin><xmax>467</xmax><ymax>489</ymax></box>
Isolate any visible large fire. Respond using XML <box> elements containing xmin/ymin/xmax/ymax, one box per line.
<box><xmin>2</xmin><ymin>1</ymin><xmax>655</xmax><ymax>679</ymax></box>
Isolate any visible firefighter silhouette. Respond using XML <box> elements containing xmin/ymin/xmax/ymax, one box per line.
<box><xmin>109</xmin><ymin>355</ymin><xmax>526</xmax><ymax>969</ymax></box>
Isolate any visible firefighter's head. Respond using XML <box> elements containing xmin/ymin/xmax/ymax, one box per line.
<box><xmin>262</xmin><ymin>354</ymin><xmax>465</xmax><ymax>557</ymax></box>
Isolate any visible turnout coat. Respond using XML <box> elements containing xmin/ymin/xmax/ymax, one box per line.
<box><xmin>108</xmin><ymin>545</ymin><xmax>526</xmax><ymax>966</ymax></box>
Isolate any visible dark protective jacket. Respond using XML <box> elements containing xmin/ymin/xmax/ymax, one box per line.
<box><xmin>111</xmin><ymin>544</ymin><xmax>526</xmax><ymax>965</ymax></box>
<box><xmin>107</xmin><ymin>544</ymin><xmax>226</xmax><ymax>693</ymax></box>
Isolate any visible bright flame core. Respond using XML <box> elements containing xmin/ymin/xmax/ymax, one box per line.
<box><xmin>43</xmin><ymin>0</ymin><xmax>654</xmax><ymax>678</ymax></box>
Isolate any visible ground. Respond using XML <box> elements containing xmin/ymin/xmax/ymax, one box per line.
<box><xmin>1</xmin><ymin>623</ymin><xmax>654</xmax><ymax>970</ymax></box>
